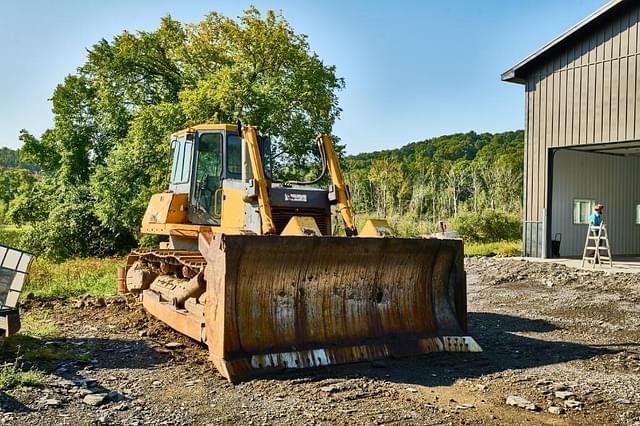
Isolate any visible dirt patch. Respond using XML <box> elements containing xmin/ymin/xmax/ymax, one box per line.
<box><xmin>1</xmin><ymin>257</ymin><xmax>639</xmax><ymax>425</ymax></box>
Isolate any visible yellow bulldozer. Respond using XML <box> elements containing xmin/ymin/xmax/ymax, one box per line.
<box><xmin>124</xmin><ymin>123</ymin><xmax>480</xmax><ymax>382</ymax></box>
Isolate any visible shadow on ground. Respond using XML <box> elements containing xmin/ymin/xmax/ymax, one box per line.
<box><xmin>257</xmin><ymin>311</ymin><xmax>617</xmax><ymax>386</ymax></box>
<box><xmin>0</xmin><ymin>391</ymin><xmax>30</xmax><ymax>413</ymax></box>
<box><xmin>0</xmin><ymin>334</ymin><xmax>171</xmax><ymax>401</ymax></box>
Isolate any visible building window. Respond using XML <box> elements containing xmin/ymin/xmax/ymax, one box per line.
<box><xmin>573</xmin><ymin>199</ymin><xmax>594</xmax><ymax>224</ymax></box>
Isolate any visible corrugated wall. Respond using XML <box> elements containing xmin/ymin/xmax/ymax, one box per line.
<box><xmin>524</xmin><ymin>4</ymin><xmax>640</xmax><ymax>257</ymax></box>
<box><xmin>551</xmin><ymin>150</ymin><xmax>640</xmax><ymax>256</ymax></box>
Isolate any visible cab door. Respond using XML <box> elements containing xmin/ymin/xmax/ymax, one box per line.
<box><xmin>189</xmin><ymin>132</ymin><xmax>223</xmax><ymax>225</ymax></box>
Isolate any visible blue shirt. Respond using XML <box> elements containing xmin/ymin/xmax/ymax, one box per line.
<box><xmin>589</xmin><ymin>212</ymin><xmax>602</xmax><ymax>225</ymax></box>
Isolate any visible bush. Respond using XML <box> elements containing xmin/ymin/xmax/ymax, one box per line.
<box><xmin>0</xmin><ymin>225</ymin><xmax>30</xmax><ymax>250</ymax></box>
<box><xmin>453</xmin><ymin>209</ymin><xmax>521</xmax><ymax>243</ymax></box>
<box><xmin>19</xmin><ymin>185</ymin><xmax>135</xmax><ymax>261</ymax></box>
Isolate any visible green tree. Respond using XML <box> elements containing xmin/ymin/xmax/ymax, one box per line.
<box><xmin>17</xmin><ymin>7</ymin><xmax>345</xmax><ymax>257</ymax></box>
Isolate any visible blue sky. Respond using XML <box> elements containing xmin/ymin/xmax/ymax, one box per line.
<box><xmin>0</xmin><ymin>0</ymin><xmax>606</xmax><ymax>154</ymax></box>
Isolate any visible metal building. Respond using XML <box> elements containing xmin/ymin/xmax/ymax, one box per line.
<box><xmin>503</xmin><ymin>0</ymin><xmax>640</xmax><ymax>257</ymax></box>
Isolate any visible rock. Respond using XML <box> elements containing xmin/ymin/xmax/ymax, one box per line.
<box><xmin>552</xmin><ymin>384</ymin><xmax>568</xmax><ymax>391</ymax></box>
<box><xmin>107</xmin><ymin>391</ymin><xmax>126</xmax><ymax>402</ymax></box>
<box><xmin>564</xmin><ymin>399</ymin><xmax>584</xmax><ymax>410</ymax></box>
<box><xmin>165</xmin><ymin>342</ymin><xmax>184</xmax><ymax>349</ymax></box>
<box><xmin>95</xmin><ymin>297</ymin><xmax>107</xmax><ymax>307</ymax></box>
<box><xmin>75</xmin><ymin>299</ymin><xmax>86</xmax><ymax>309</ymax></box>
<box><xmin>615</xmin><ymin>398</ymin><xmax>631</xmax><ymax>404</ymax></box>
<box><xmin>114</xmin><ymin>402</ymin><xmax>129</xmax><ymax>411</ymax></box>
<box><xmin>138</xmin><ymin>330</ymin><xmax>148</xmax><ymax>337</ymax></box>
<box><xmin>152</xmin><ymin>380</ymin><xmax>162</xmax><ymax>386</ymax></box>
<box><xmin>554</xmin><ymin>391</ymin><xmax>576</xmax><ymax>400</ymax></box>
<box><xmin>320</xmin><ymin>384</ymin><xmax>340</xmax><ymax>393</ymax></box>
<box><xmin>44</xmin><ymin>398</ymin><xmax>61</xmax><ymax>407</ymax></box>
<box><xmin>83</xmin><ymin>393</ymin><xmax>108</xmax><ymax>406</ymax></box>
<box><xmin>78</xmin><ymin>388</ymin><xmax>95</xmax><ymax>396</ymax></box>
<box><xmin>506</xmin><ymin>395</ymin><xmax>538</xmax><ymax>411</ymax></box>
<box><xmin>55</xmin><ymin>379</ymin><xmax>76</xmax><ymax>388</ymax></box>
<box><xmin>74</xmin><ymin>379</ymin><xmax>97</xmax><ymax>388</ymax></box>
<box><xmin>548</xmin><ymin>406</ymin><xmax>564</xmax><ymax>415</ymax></box>
<box><xmin>456</xmin><ymin>403</ymin><xmax>475</xmax><ymax>410</ymax></box>
<box><xmin>405</xmin><ymin>387</ymin><xmax>418</xmax><ymax>393</ymax></box>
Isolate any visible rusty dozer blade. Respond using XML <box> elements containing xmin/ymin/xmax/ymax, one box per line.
<box><xmin>199</xmin><ymin>233</ymin><xmax>481</xmax><ymax>382</ymax></box>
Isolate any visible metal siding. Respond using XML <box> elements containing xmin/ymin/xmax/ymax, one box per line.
<box><xmin>537</xmin><ymin>222</ymin><xmax>545</xmax><ymax>258</ymax></box>
<box><xmin>532</xmin><ymin>70</ymin><xmax>540</xmax><ymax>222</ymax></box>
<box><xmin>553</xmin><ymin>59</ymin><xmax>561</xmax><ymax>146</ymax></box>
<box><xmin>635</xmin><ymin>6</ymin><xmax>640</xmax><ymax>140</ymax></box>
<box><xmin>566</xmin><ymin>63</ymin><xmax>575</xmax><ymax>144</ymax></box>
<box><xmin>526</xmin><ymin>81</ymin><xmax>535</xmax><ymax>222</ymax></box>
<box><xmin>530</xmin><ymin>222</ymin><xmax>540</xmax><ymax>257</ymax></box>
<box><xmin>559</xmin><ymin>56</ymin><xmax>568</xmax><ymax>146</ymax></box>
<box><xmin>523</xmin><ymin>5</ymin><xmax>640</xmax><ymax>257</ymax></box>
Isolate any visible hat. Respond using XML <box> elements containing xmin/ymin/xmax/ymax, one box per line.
<box><xmin>594</xmin><ymin>203</ymin><xmax>604</xmax><ymax>210</ymax></box>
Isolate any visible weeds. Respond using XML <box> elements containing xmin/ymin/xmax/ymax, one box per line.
<box><xmin>1</xmin><ymin>311</ymin><xmax>93</xmax><ymax>368</ymax></box>
<box><xmin>0</xmin><ymin>347</ymin><xmax>48</xmax><ymax>391</ymax></box>
<box><xmin>0</xmin><ymin>363</ymin><xmax>48</xmax><ymax>390</ymax></box>
<box><xmin>464</xmin><ymin>240</ymin><xmax>522</xmax><ymax>257</ymax></box>
<box><xmin>25</xmin><ymin>257</ymin><xmax>123</xmax><ymax>300</ymax></box>
<box><xmin>1</xmin><ymin>334</ymin><xmax>93</xmax><ymax>367</ymax></box>
<box><xmin>19</xmin><ymin>311</ymin><xmax>60</xmax><ymax>338</ymax></box>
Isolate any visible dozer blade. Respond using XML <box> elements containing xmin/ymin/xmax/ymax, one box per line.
<box><xmin>199</xmin><ymin>233</ymin><xmax>480</xmax><ymax>382</ymax></box>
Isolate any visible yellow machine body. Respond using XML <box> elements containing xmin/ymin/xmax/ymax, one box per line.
<box><xmin>125</xmin><ymin>124</ymin><xmax>480</xmax><ymax>382</ymax></box>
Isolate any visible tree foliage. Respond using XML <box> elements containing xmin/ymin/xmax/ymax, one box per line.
<box><xmin>11</xmin><ymin>8</ymin><xmax>344</xmax><ymax>259</ymax></box>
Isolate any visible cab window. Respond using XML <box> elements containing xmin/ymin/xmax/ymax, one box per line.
<box><xmin>195</xmin><ymin>133</ymin><xmax>222</xmax><ymax>216</ymax></box>
<box><xmin>227</xmin><ymin>133</ymin><xmax>242</xmax><ymax>176</ymax></box>
<box><xmin>170</xmin><ymin>137</ymin><xmax>193</xmax><ymax>183</ymax></box>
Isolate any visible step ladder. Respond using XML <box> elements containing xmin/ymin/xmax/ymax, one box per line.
<box><xmin>581</xmin><ymin>222</ymin><xmax>613</xmax><ymax>269</ymax></box>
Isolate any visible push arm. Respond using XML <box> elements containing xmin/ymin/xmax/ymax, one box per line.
<box><xmin>243</xmin><ymin>126</ymin><xmax>277</xmax><ymax>235</ymax></box>
<box><xmin>319</xmin><ymin>134</ymin><xmax>357</xmax><ymax>236</ymax></box>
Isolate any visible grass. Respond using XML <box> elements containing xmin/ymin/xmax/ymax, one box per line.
<box><xmin>19</xmin><ymin>310</ymin><xmax>61</xmax><ymax>338</ymax></box>
<box><xmin>0</xmin><ymin>362</ymin><xmax>48</xmax><ymax>390</ymax></box>
<box><xmin>0</xmin><ymin>225</ymin><xmax>123</xmax><ymax>300</ymax></box>
<box><xmin>1</xmin><ymin>312</ymin><xmax>94</xmax><ymax>369</ymax></box>
<box><xmin>25</xmin><ymin>257</ymin><xmax>125</xmax><ymax>300</ymax></box>
<box><xmin>1</xmin><ymin>334</ymin><xmax>93</xmax><ymax>365</ymax></box>
<box><xmin>464</xmin><ymin>240</ymin><xmax>522</xmax><ymax>257</ymax></box>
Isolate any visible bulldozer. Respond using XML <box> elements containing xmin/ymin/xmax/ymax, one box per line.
<box><xmin>124</xmin><ymin>123</ymin><xmax>480</xmax><ymax>382</ymax></box>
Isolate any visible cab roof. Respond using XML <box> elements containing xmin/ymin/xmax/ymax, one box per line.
<box><xmin>172</xmin><ymin>124</ymin><xmax>239</xmax><ymax>137</ymax></box>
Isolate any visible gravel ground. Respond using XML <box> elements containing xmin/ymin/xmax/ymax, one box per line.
<box><xmin>1</xmin><ymin>257</ymin><xmax>639</xmax><ymax>425</ymax></box>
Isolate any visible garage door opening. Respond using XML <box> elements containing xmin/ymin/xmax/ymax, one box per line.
<box><xmin>549</xmin><ymin>142</ymin><xmax>640</xmax><ymax>260</ymax></box>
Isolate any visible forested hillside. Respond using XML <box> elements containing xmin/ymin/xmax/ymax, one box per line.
<box><xmin>344</xmin><ymin>130</ymin><xmax>524</xmax><ymax>235</ymax></box>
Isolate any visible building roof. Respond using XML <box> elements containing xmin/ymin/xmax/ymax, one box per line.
<box><xmin>502</xmin><ymin>0</ymin><xmax>631</xmax><ymax>84</ymax></box>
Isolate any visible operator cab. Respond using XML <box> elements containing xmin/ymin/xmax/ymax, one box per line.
<box><xmin>169</xmin><ymin>124</ymin><xmax>271</xmax><ymax>225</ymax></box>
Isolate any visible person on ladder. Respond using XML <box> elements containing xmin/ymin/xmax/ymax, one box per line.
<box><xmin>589</xmin><ymin>203</ymin><xmax>605</xmax><ymax>265</ymax></box>
<box><xmin>590</xmin><ymin>203</ymin><xmax>605</xmax><ymax>227</ymax></box>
